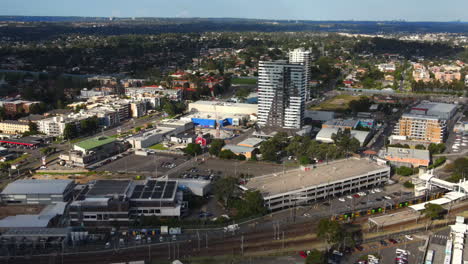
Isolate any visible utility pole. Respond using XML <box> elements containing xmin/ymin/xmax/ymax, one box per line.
<box><xmin>197</xmin><ymin>231</ymin><xmax>200</xmax><ymax>251</ymax></box>
<box><xmin>241</xmin><ymin>235</ymin><xmax>244</xmax><ymax>256</ymax></box>
<box><xmin>205</xmin><ymin>233</ymin><xmax>208</xmax><ymax>248</ymax></box>
<box><xmin>282</xmin><ymin>231</ymin><xmax>285</xmax><ymax>249</ymax></box>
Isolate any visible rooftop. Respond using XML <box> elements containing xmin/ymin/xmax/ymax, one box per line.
<box><xmin>130</xmin><ymin>180</ymin><xmax>178</xmax><ymax>200</ymax></box>
<box><xmin>222</xmin><ymin>144</ymin><xmax>255</xmax><ymax>154</ymax></box>
<box><xmin>237</xmin><ymin>137</ymin><xmax>265</xmax><ymax>147</ymax></box>
<box><xmin>1</xmin><ymin>227</ymin><xmax>69</xmax><ymax>237</ymax></box>
<box><xmin>85</xmin><ymin>180</ymin><xmax>131</xmax><ymax>198</ymax></box>
<box><xmin>1</xmin><ymin>179</ymin><xmax>73</xmax><ymax>195</ymax></box>
<box><xmin>74</xmin><ymin>136</ymin><xmax>116</xmax><ymax>151</ymax></box>
<box><xmin>323</xmin><ymin>119</ymin><xmax>359</xmax><ymax>128</ymax></box>
<box><xmin>383</xmin><ymin>147</ymin><xmax>430</xmax><ymax>161</ymax></box>
<box><xmin>245</xmin><ymin>158</ymin><xmax>389</xmax><ymax>198</ymax></box>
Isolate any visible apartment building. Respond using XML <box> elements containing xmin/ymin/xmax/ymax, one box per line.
<box><xmin>393</xmin><ymin>102</ymin><xmax>457</xmax><ymax>144</ymax></box>
<box><xmin>394</xmin><ymin>114</ymin><xmax>446</xmax><ymax>144</ymax></box>
<box><xmin>0</xmin><ymin>120</ymin><xmax>30</xmax><ymax>134</ymax></box>
<box><xmin>258</xmin><ymin>60</ymin><xmax>306</xmax><ymax>129</ymax></box>
<box><xmin>289</xmin><ymin>48</ymin><xmax>312</xmax><ymax>101</ymax></box>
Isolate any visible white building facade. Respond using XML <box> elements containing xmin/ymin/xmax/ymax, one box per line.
<box><xmin>258</xmin><ymin>60</ymin><xmax>306</xmax><ymax>129</ymax></box>
<box><xmin>289</xmin><ymin>48</ymin><xmax>312</xmax><ymax>101</ymax></box>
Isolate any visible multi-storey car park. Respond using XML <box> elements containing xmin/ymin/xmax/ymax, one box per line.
<box><xmin>244</xmin><ymin>158</ymin><xmax>391</xmax><ymax>211</ymax></box>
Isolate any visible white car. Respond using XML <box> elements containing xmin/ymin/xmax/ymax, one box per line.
<box><xmin>338</xmin><ymin>198</ymin><xmax>346</xmax><ymax>202</ymax></box>
<box><xmin>384</xmin><ymin>196</ymin><xmax>392</xmax><ymax>200</ymax></box>
<box><xmin>346</xmin><ymin>195</ymin><xmax>353</xmax><ymax>199</ymax></box>
<box><xmin>370</xmin><ymin>190</ymin><xmax>376</xmax><ymax>194</ymax></box>
<box><xmin>405</xmin><ymin>235</ymin><xmax>413</xmax><ymax>240</ymax></box>
<box><xmin>374</xmin><ymin>188</ymin><xmax>382</xmax><ymax>193</ymax></box>
<box><xmin>358</xmin><ymin>192</ymin><xmax>367</xmax><ymax>196</ymax></box>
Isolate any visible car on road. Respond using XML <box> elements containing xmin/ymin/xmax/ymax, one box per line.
<box><xmin>346</xmin><ymin>195</ymin><xmax>353</xmax><ymax>199</ymax></box>
<box><xmin>379</xmin><ymin>240</ymin><xmax>387</xmax><ymax>246</ymax></box>
<box><xmin>299</xmin><ymin>251</ymin><xmax>308</xmax><ymax>258</ymax></box>
<box><xmin>338</xmin><ymin>198</ymin><xmax>346</xmax><ymax>202</ymax></box>
<box><xmin>373</xmin><ymin>188</ymin><xmax>382</xmax><ymax>193</ymax></box>
<box><xmin>388</xmin><ymin>238</ymin><xmax>398</xmax><ymax>244</ymax></box>
<box><xmin>384</xmin><ymin>196</ymin><xmax>392</xmax><ymax>200</ymax></box>
<box><xmin>405</xmin><ymin>235</ymin><xmax>413</xmax><ymax>240</ymax></box>
<box><xmin>354</xmin><ymin>245</ymin><xmax>364</xmax><ymax>251</ymax></box>
<box><xmin>353</xmin><ymin>194</ymin><xmax>360</xmax><ymax>198</ymax></box>
<box><xmin>357</xmin><ymin>192</ymin><xmax>366</xmax><ymax>196</ymax></box>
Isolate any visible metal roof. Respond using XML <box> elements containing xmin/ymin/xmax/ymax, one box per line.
<box><xmin>237</xmin><ymin>137</ymin><xmax>264</xmax><ymax>147</ymax></box>
<box><xmin>222</xmin><ymin>144</ymin><xmax>255</xmax><ymax>154</ymax></box>
<box><xmin>1</xmin><ymin>179</ymin><xmax>73</xmax><ymax>195</ymax></box>
<box><xmin>74</xmin><ymin>136</ymin><xmax>116</xmax><ymax>151</ymax></box>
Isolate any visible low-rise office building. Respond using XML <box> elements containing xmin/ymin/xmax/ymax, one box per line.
<box><xmin>0</xmin><ymin>179</ymin><xmax>75</xmax><ymax>205</ymax></box>
<box><xmin>244</xmin><ymin>158</ymin><xmax>390</xmax><ymax>211</ymax></box>
<box><xmin>379</xmin><ymin>147</ymin><xmax>430</xmax><ymax>168</ymax></box>
<box><xmin>69</xmin><ymin>179</ymin><xmax>186</xmax><ymax>227</ymax></box>
<box><xmin>126</xmin><ymin>121</ymin><xmax>193</xmax><ymax>149</ymax></box>
<box><xmin>60</xmin><ymin>136</ymin><xmax>125</xmax><ymax>167</ymax></box>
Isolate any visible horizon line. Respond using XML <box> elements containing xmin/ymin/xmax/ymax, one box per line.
<box><xmin>0</xmin><ymin>15</ymin><xmax>466</xmax><ymax>23</ymax></box>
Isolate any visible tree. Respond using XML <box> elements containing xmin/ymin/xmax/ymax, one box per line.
<box><xmin>235</xmin><ymin>87</ymin><xmax>251</xmax><ymax>101</ymax></box>
<box><xmin>63</xmin><ymin>123</ymin><xmax>78</xmax><ymax>140</ymax></box>
<box><xmin>349</xmin><ymin>97</ymin><xmax>371</xmax><ymax>113</ymax></box>
<box><xmin>28</xmin><ymin>121</ymin><xmax>39</xmax><ymax>134</ymax></box>
<box><xmin>403</xmin><ymin>181</ymin><xmax>414</xmax><ymax>189</ymax></box>
<box><xmin>317</xmin><ymin>219</ymin><xmax>344</xmax><ymax>250</ymax></box>
<box><xmin>423</xmin><ymin>203</ymin><xmax>445</xmax><ymax>220</ymax></box>
<box><xmin>414</xmin><ymin>144</ymin><xmax>426</xmax><ymax>150</ymax></box>
<box><xmin>184</xmin><ymin>143</ymin><xmax>202</xmax><ymax>157</ymax></box>
<box><xmin>428</xmin><ymin>143</ymin><xmax>445</xmax><ymax>155</ymax></box>
<box><xmin>259</xmin><ymin>140</ymin><xmax>279</xmax><ymax>162</ymax></box>
<box><xmin>332</xmin><ymin>129</ymin><xmax>361</xmax><ymax>156</ymax></box>
<box><xmin>209</xmin><ymin>139</ymin><xmax>225</xmax><ymax>156</ymax></box>
<box><xmin>219</xmin><ymin>149</ymin><xmax>237</xmax><ymax>160</ymax></box>
<box><xmin>305</xmin><ymin>249</ymin><xmax>325</xmax><ymax>264</ymax></box>
<box><xmin>213</xmin><ymin>176</ymin><xmax>238</xmax><ymax>207</ymax></box>
<box><xmin>396</xmin><ymin>166</ymin><xmax>416</xmax><ymax>176</ymax></box>
<box><xmin>299</xmin><ymin>156</ymin><xmax>311</xmax><ymax>165</ymax></box>
<box><xmin>237</xmin><ymin>190</ymin><xmax>267</xmax><ymax>217</ymax></box>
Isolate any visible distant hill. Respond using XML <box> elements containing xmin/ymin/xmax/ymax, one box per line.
<box><xmin>0</xmin><ymin>16</ymin><xmax>467</xmax><ymax>40</ymax></box>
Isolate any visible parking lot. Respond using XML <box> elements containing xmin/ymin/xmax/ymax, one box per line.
<box><xmin>96</xmin><ymin>153</ymin><xmax>189</xmax><ymax>176</ymax></box>
<box><xmin>448</xmin><ymin>132</ymin><xmax>468</xmax><ymax>154</ymax></box>
<box><xmin>189</xmin><ymin>159</ymin><xmax>296</xmax><ymax>178</ymax></box>
<box><xmin>343</xmin><ymin>235</ymin><xmax>426</xmax><ymax>264</ymax></box>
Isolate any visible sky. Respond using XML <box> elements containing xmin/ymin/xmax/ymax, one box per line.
<box><xmin>1</xmin><ymin>0</ymin><xmax>467</xmax><ymax>22</ymax></box>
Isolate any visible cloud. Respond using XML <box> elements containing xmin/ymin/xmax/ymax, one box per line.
<box><xmin>176</xmin><ymin>9</ymin><xmax>190</xmax><ymax>18</ymax></box>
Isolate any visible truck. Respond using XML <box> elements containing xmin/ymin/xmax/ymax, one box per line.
<box><xmin>224</xmin><ymin>224</ymin><xmax>239</xmax><ymax>233</ymax></box>
<box><xmin>161</xmin><ymin>226</ymin><xmax>169</xmax><ymax>235</ymax></box>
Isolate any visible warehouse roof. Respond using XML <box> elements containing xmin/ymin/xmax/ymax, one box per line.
<box><xmin>1</xmin><ymin>179</ymin><xmax>73</xmax><ymax>195</ymax></box>
<box><xmin>237</xmin><ymin>137</ymin><xmax>264</xmax><ymax>147</ymax></box>
<box><xmin>383</xmin><ymin>147</ymin><xmax>430</xmax><ymax>161</ymax></box>
<box><xmin>316</xmin><ymin>127</ymin><xmax>370</xmax><ymax>145</ymax></box>
<box><xmin>74</xmin><ymin>136</ymin><xmax>116</xmax><ymax>151</ymax></box>
<box><xmin>222</xmin><ymin>144</ymin><xmax>255</xmax><ymax>154</ymax></box>
<box><xmin>245</xmin><ymin>158</ymin><xmax>389</xmax><ymax>198</ymax></box>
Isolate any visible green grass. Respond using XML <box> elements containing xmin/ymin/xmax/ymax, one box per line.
<box><xmin>4</xmin><ymin>154</ymin><xmax>30</xmax><ymax>165</ymax></box>
<box><xmin>148</xmin><ymin>143</ymin><xmax>168</xmax><ymax>150</ymax></box>
<box><xmin>310</xmin><ymin>94</ymin><xmax>362</xmax><ymax>111</ymax></box>
<box><xmin>232</xmin><ymin>78</ymin><xmax>257</xmax><ymax>85</ymax></box>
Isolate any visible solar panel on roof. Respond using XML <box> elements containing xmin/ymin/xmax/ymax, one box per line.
<box><xmin>151</xmin><ymin>192</ymin><xmax>162</xmax><ymax>199</ymax></box>
<box><xmin>134</xmin><ymin>185</ymin><xmax>144</xmax><ymax>192</ymax></box>
<box><xmin>131</xmin><ymin>192</ymin><xmax>141</xmax><ymax>199</ymax></box>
